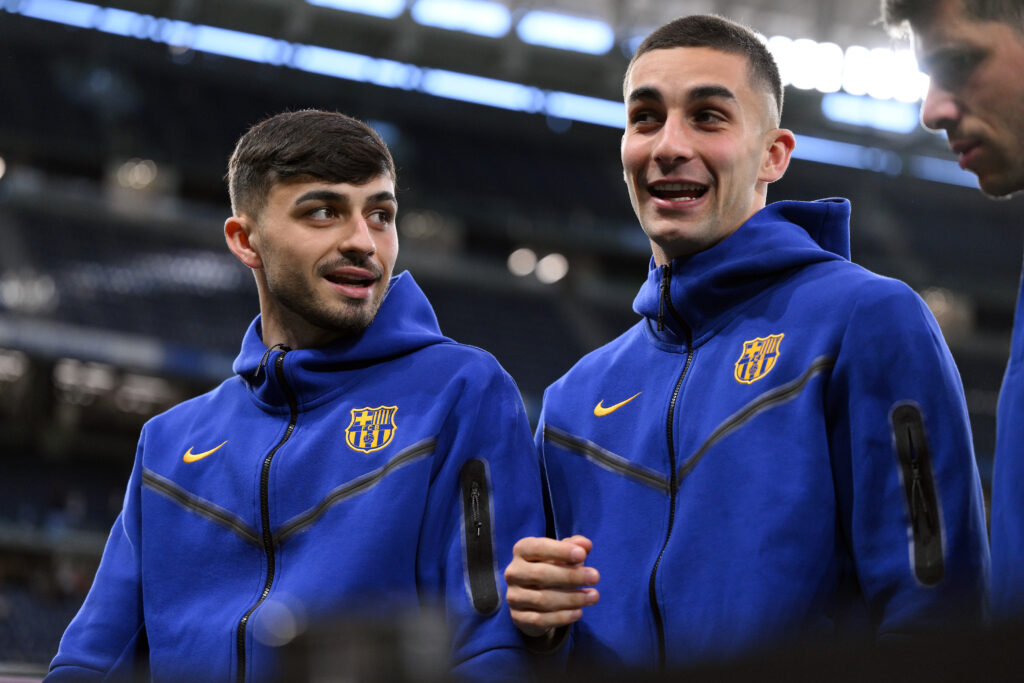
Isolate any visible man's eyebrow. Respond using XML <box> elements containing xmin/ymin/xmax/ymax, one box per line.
<box><xmin>293</xmin><ymin>189</ymin><xmax>348</xmax><ymax>205</ymax></box>
<box><xmin>688</xmin><ymin>84</ymin><xmax>737</xmax><ymax>103</ymax></box>
<box><xmin>627</xmin><ymin>85</ymin><xmax>664</xmax><ymax>104</ymax></box>
<box><xmin>626</xmin><ymin>83</ymin><xmax>738</xmax><ymax>105</ymax></box>
<box><xmin>292</xmin><ymin>189</ymin><xmax>397</xmax><ymax>206</ymax></box>
<box><xmin>367</xmin><ymin>191</ymin><xmax>397</xmax><ymax>205</ymax></box>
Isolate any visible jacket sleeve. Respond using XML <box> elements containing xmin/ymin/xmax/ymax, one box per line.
<box><xmin>827</xmin><ymin>279</ymin><xmax>990</xmax><ymax>635</ymax></box>
<box><xmin>46</xmin><ymin>442</ymin><xmax>148</xmax><ymax>682</ymax></box>
<box><xmin>417</xmin><ymin>358</ymin><xmax>546</xmax><ymax>681</ymax></box>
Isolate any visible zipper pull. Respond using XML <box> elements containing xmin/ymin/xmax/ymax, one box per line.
<box><xmin>471</xmin><ymin>481</ymin><xmax>483</xmax><ymax>537</ymax></box>
<box><xmin>658</xmin><ymin>264</ymin><xmax>671</xmax><ymax>331</ymax></box>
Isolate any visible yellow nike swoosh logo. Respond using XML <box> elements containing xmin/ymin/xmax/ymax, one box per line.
<box><xmin>594</xmin><ymin>392</ymin><xmax>642</xmax><ymax>417</ymax></box>
<box><xmin>183</xmin><ymin>441</ymin><xmax>228</xmax><ymax>463</ymax></box>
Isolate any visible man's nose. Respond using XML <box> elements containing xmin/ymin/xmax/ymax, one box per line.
<box><xmin>340</xmin><ymin>216</ymin><xmax>376</xmax><ymax>255</ymax></box>
<box><xmin>920</xmin><ymin>82</ymin><xmax>961</xmax><ymax>133</ymax></box>
<box><xmin>653</xmin><ymin>115</ymin><xmax>695</xmax><ymax>168</ymax></box>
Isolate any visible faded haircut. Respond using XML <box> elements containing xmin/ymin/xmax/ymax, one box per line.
<box><xmin>881</xmin><ymin>0</ymin><xmax>1024</xmax><ymax>37</ymax></box>
<box><xmin>625</xmin><ymin>14</ymin><xmax>784</xmax><ymax>126</ymax></box>
<box><xmin>227</xmin><ymin>109</ymin><xmax>396</xmax><ymax>218</ymax></box>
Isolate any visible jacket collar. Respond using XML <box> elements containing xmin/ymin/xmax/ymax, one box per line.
<box><xmin>233</xmin><ymin>271</ymin><xmax>451</xmax><ymax>407</ymax></box>
<box><xmin>634</xmin><ymin>198</ymin><xmax>851</xmax><ymax>347</ymax></box>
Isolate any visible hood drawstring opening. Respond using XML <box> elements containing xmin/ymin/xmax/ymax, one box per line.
<box><xmin>254</xmin><ymin>343</ymin><xmax>290</xmax><ymax>379</ymax></box>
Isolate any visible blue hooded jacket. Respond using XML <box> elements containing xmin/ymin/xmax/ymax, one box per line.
<box><xmin>538</xmin><ymin>199</ymin><xmax>989</xmax><ymax>672</ymax></box>
<box><xmin>991</xmin><ymin>273</ymin><xmax>1024</xmax><ymax>619</ymax></box>
<box><xmin>48</xmin><ymin>272</ymin><xmax>544</xmax><ymax>682</ymax></box>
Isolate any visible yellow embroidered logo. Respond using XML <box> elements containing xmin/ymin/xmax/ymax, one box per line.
<box><xmin>345</xmin><ymin>406</ymin><xmax>398</xmax><ymax>453</ymax></box>
<box><xmin>183</xmin><ymin>441</ymin><xmax>228</xmax><ymax>463</ymax></box>
<box><xmin>594</xmin><ymin>392</ymin><xmax>642</xmax><ymax>417</ymax></box>
<box><xmin>734</xmin><ymin>333</ymin><xmax>784</xmax><ymax>384</ymax></box>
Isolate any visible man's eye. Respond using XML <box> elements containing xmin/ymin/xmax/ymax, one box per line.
<box><xmin>308</xmin><ymin>207</ymin><xmax>335</xmax><ymax>220</ymax></box>
<box><xmin>369</xmin><ymin>209</ymin><xmax>394</xmax><ymax>225</ymax></box>
<box><xmin>630</xmin><ymin>110</ymin><xmax>659</xmax><ymax>125</ymax></box>
<box><xmin>695</xmin><ymin>110</ymin><xmax>725</xmax><ymax>124</ymax></box>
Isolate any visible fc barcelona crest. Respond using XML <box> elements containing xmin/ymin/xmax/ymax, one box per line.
<box><xmin>345</xmin><ymin>405</ymin><xmax>398</xmax><ymax>453</ymax></box>
<box><xmin>734</xmin><ymin>333</ymin><xmax>784</xmax><ymax>384</ymax></box>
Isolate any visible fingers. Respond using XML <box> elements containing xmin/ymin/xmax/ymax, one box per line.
<box><xmin>504</xmin><ymin>535</ymin><xmax>600</xmax><ymax>638</ymax></box>
<box><xmin>508</xmin><ymin>588</ymin><xmax>599</xmax><ymax>637</ymax></box>
<box><xmin>505</xmin><ymin>554</ymin><xmax>599</xmax><ymax>590</ymax></box>
<box><xmin>512</xmin><ymin>536</ymin><xmax>594</xmax><ymax>565</ymax></box>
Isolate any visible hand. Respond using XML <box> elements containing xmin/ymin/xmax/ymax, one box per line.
<box><xmin>504</xmin><ymin>535</ymin><xmax>600</xmax><ymax>638</ymax></box>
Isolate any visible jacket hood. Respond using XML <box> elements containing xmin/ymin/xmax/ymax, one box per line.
<box><xmin>633</xmin><ymin>198</ymin><xmax>851</xmax><ymax>345</ymax></box>
<box><xmin>233</xmin><ymin>271</ymin><xmax>452</xmax><ymax>406</ymax></box>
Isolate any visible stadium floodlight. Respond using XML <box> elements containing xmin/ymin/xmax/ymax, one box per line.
<box><xmin>821</xmin><ymin>92</ymin><xmax>920</xmax><ymax>134</ymax></box>
<box><xmin>420</xmin><ymin>69</ymin><xmax>540</xmax><ymax>112</ymax></box>
<box><xmin>305</xmin><ymin>0</ymin><xmax>405</xmax><ymax>19</ymax></box>
<box><xmin>910</xmin><ymin>156</ymin><xmax>978</xmax><ymax>188</ymax></box>
<box><xmin>793</xmin><ymin>134</ymin><xmax>903</xmax><ymax>175</ymax></box>
<box><xmin>544</xmin><ymin>92</ymin><xmax>623</xmax><ymax>129</ymax></box>
<box><xmin>18</xmin><ymin>0</ymin><xmax>99</xmax><ymax>28</ymax></box>
<box><xmin>411</xmin><ymin>0</ymin><xmax>511</xmax><ymax>38</ymax></box>
<box><xmin>516</xmin><ymin>10</ymin><xmax>614</xmax><ymax>55</ymax></box>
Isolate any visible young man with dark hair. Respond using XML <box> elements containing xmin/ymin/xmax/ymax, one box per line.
<box><xmin>881</xmin><ymin>0</ymin><xmax>1024</xmax><ymax>622</ymax></box>
<box><xmin>47</xmin><ymin>109</ymin><xmax>544</xmax><ymax>682</ymax></box>
<box><xmin>505</xmin><ymin>14</ymin><xmax>989</xmax><ymax>673</ymax></box>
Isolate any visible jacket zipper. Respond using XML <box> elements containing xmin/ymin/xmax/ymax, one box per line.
<box><xmin>236</xmin><ymin>349</ymin><xmax>298</xmax><ymax>683</ymax></box>
<box><xmin>891</xmin><ymin>403</ymin><xmax>944</xmax><ymax>586</ymax></box>
<box><xmin>648</xmin><ymin>264</ymin><xmax>694</xmax><ymax>670</ymax></box>
<box><xmin>460</xmin><ymin>459</ymin><xmax>499</xmax><ymax>614</ymax></box>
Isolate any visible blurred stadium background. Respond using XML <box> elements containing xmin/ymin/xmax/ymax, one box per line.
<box><xmin>0</xmin><ymin>0</ymin><xmax>1021</xmax><ymax>676</ymax></box>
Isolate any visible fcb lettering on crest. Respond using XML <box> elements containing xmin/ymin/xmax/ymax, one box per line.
<box><xmin>345</xmin><ymin>405</ymin><xmax>398</xmax><ymax>453</ymax></box>
<box><xmin>734</xmin><ymin>333</ymin><xmax>784</xmax><ymax>384</ymax></box>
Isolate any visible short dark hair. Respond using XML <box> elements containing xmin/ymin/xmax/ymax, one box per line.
<box><xmin>881</xmin><ymin>0</ymin><xmax>1024</xmax><ymax>37</ymax></box>
<box><xmin>626</xmin><ymin>14</ymin><xmax>784</xmax><ymax>125</ymax></box>
<box><xmin>228</xmin><ymin>109</ymin><xmax>396</xmax><ymax>217</ymax></box>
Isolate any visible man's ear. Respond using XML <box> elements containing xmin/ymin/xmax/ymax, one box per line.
<box><xmin>225</xmin><ymin>215</ymin><xmax>262</xmax><ymax>269</ymax></box>
<box><xmin>759</xmin><ymin>128</ymin><xmax>796</xmax><ymax>183</ymax></box>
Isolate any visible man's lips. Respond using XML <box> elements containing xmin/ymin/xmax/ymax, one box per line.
<box><xmin>950</xmin><ymin>139</ymin><xmax>982</xmax><ymax>170</ymax></box>
<box><xmin>323</xmin><ymin>266</ymin><xmax>380</xmax><ymax>299</ymax></box>
<box><xmin>647</xmin><ymin>180</ymin><xmax>709</xmax><ymax>206</ymax></box>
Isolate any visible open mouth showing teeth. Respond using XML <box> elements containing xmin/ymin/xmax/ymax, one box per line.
<box><xmin>649</xmin><ymin>183</ymin><xmax>708</xmax><ymax>201</ymax></box>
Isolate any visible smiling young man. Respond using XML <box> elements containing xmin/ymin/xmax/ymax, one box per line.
<box><xmin>46</xmin><ymin>110</ymin><xmax>544</xmax><ymax>682</ymax></box>
<box><xmin>504</xmin><ymin>14</ymin><xmax>989</xmax><ymax>674</ymax></box>
<box><xmin>881</xmin><ymin>0</ymin><xmax>1024</xmax><ymax>623</ymax></box>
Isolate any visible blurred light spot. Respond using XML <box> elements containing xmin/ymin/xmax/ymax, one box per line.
<box><xmin>793</xmin><ymin>135</ymin><xmax>902</xmax><ymax>175</ymax></box>
<box><xmin>821</xmin><ymin>93</ymin><xmax>920</xmax><ymax>134</ymax></box>
<box><xmin>253</xmin><ymin>598</ymin><xmax>307</xmax><ymax>647</ymax></box>
<box><xmin>420</xmin><ymin>70</ymin><xmax>539</xmax><ymax>112</ymax></box>
<box><xmin>544</xmin><ymin>92</ymin><xmax>623</xmax><ymax>128</ymax></box>
<box><xmin>116</xmin><ymin>158</ymin><xmax>158</xmax><ymax>190</ymax></box>
<box><xmin>535</xmin><ymin>253</ymin><xmax>568</xmax><ymax>284</ymax></box>
<box><xmin>306</xmin><ymin>0</ymin><xmax>405</xmax><ymax>19</ymax></box>
<box><xmin>910</xmin><ymin>156</ymin><xmax>978</xmax><ymax>188</ymax></box>
<box><xmin>0</xmin><ymin>271</ymin><xmax>59</xmax><ymax>313</ymax></box>
<box><xmin>507</xmin><ymin>248</ymin><xmax>537</xmax><ymax>277</ymax></box>
<box><xmin>0</xmin><ymin>349</ymin><xmax>29</xmax><ymax>383</ymax></box>
<box><xmin>411</xmin><ymin>0</ymin><xmax>510</xmax><ymax>38</ymax></box>
<box><xmin>0</xmin><ymin>156</ymin><xmax>6</xmax><ymax>181</ymax></box>
<box><xmin>19</xmin><ymin>0</ymin><xmax>100</xmax><ymax>28</ymax></box>
<box><xmin>516</xmin><ymin>11</ymin><xmax>614</xmax><ymax>55</ymax></box>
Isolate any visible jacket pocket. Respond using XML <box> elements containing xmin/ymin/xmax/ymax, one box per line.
<box><xmin>460</xmin><ymin>458</ymin><xmax>499</xmax><ymax>613</ymax></box>
<box><xmin>891</xmin><ymin>403</ymin><xmax>945</xmax><ymax>586</ymax></box>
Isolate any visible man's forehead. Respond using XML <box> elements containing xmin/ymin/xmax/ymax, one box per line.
<box><xmin>626</xmin><ymin>47</ymin><xmax>751</xmax><ymax>97</ymax></box>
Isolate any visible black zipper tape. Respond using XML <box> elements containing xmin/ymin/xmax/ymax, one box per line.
<box><xmin>891</xmin><ymin>402</ymin><xmax>945</xmax><ymax>586</ymax></box>
<box><xmin>460</xmin><ymin>458</ymin><xmax>499</xmax><ymax>614</ymax></box>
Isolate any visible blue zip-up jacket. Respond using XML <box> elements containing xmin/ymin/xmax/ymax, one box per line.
<box><xmin>48</xmin><ymin>271</ymin><xmax>544</xmax><ymax>682</ymax></box>
<box><xmin>538</xmin><ymin>199</ymin><xmax>989</xmax><ymax>672</ymax></box>
<box><xmin>991</xmin><ymin>270</ymin><xmax>1024</xmax><ymax>619</ymax></box>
